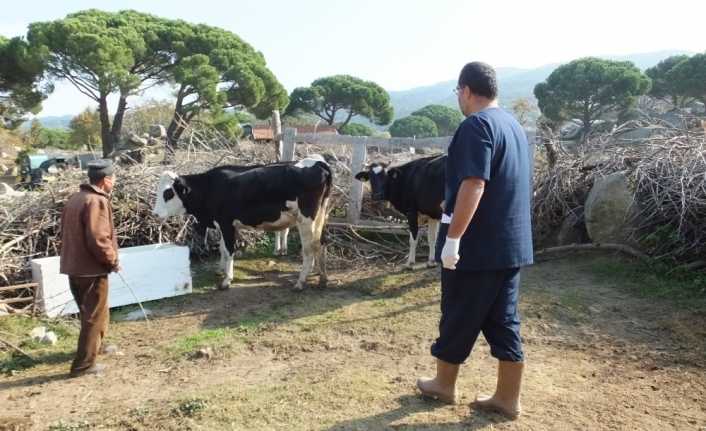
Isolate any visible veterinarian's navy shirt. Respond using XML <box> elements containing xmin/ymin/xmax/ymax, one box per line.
<box><xmin>437</xmin><ymin>107</ymin><xmax>534</xmax><ymax>270</ymax></box>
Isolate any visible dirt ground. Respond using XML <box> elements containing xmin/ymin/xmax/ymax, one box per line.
<box><xmin>1</xmin><ymin>253</ymin><xmax>705</xmax><ymax>431</ymax></box>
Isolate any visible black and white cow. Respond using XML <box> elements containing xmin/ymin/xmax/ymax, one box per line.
<box><xmin>187</xmin><ymin>164</ymin><xmax>290</xmax><ymax>256</ymax></box>
<box><xmin>355</xmin><ymin>155</ymin><xmax>445</xmax><ymax>268</ymax></box>
<box><xmin>153</xmin><ymin>156</ymin><xmax>332</xmax><ymax>290</ymax></box>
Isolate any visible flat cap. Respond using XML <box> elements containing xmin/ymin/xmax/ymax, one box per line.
<box><xmin>87</xmin><ymin>159</ymin><xmax>115</xmax><ymax>180</ymax></box>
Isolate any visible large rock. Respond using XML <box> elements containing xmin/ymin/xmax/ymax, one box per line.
<box><xmin>127</xmin><ymin>133</ymin><xmax>149</xmax><ymax>147</ymax></box>
<box><xmin>615</xmin><ymin>126</ymin><xmax>668</xmax><ymax>142</ymax></box>
<box><xmin>556</xmin><ymin>207</ymin><xmax>589</xmax><ymax>245</ymax></box>
<box><xmin>584</xmin><ymin>173</ymin><xmax>635</xmax><ymax>244</ymax></box>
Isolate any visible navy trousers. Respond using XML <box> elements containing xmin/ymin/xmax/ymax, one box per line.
<box><xmin>431</xmin><ymin>267</ymin><xmax>524</xmax><ymax>364</ymax></box>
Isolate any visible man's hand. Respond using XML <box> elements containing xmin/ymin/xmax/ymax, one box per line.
<box><xmin>441</xmin><ymin>237</ymin><xmax>460</xmax><ymax>270</ymax></box>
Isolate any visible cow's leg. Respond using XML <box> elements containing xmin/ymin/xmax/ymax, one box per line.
<box><xmin>405</xmin><ymin>212</ymin><xmax>420</xmax><ymax>269</ymax></box>
<box><xmin>282</xmin><ymin>228</ymin><xmax>289</xmax><ymax>255</ymax></box>
<box><xmin>274</xmin><ymin>228</ymin><xmax>290</xmax><ymax>256</ymax></box>
<box><xmin>313</xmin><ymin>206</ymin><xmax>329</xmax><ymax>288</ymax></box>
<box><xmin>218</xmin><ymin>233</ymin><xmax>228</xmax><ymax>270</ymax></box>
<box><xmin>213</xmin><ymin>222</ymin><xmax>227</xmax><ymax>272</ymax></box>
<box><xmin>427</xmin><ymin>219</ymin><xmax>440</xmax><ymax>268</ymax></box>
<box><xmin>294</xmin><ymin>218</ymin><xmax>316</xmax><ymax>291</ymax></box>
<box><xmin>274</xmin><ymin>231</ymin><xmax>281</xmax><ymax>255</ymax></box>
<box><xmin>217</xmin><ymin>222</ymin><xmax>237</xmax><ymax>290</ymax></box>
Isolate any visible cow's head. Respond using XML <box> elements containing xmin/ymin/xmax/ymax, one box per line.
<box><xmin>152</xmin><ymin>171</ymin><xmax>189</xmax><ymax>219</ymax></box>
<box><xmin>354</xmin><ymin>162</ymin><xmax>399</xmax><ymax>201</ymax></box>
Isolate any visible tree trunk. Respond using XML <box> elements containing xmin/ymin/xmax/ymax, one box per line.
<box><xmin>538</xmin><ymin>125</ymin><xmax>558</xmax><ymax>168</ymax></box>
<box><xmin>110</xmin><ymin>94</ymin><xmax>128</xmax><ymax>151</ymax></box>
<box><xmin>164</xmin><ymin>117</ymin><xmax>180</xmax><ymax>164</ymax></box>
<box><xmin>98</xmin><ymin>94</ymin><xmax>113</xmax><ymax>158</ymax></box>
<box><xmin>326</xmin><ymin>108</ymin><xmax>337</xmax><ymax>126</ymax></box>
<box><xmin>338</xmin><ymin>110</ymin><xmax>355</xmax><ymax>132</ymax></box>
<box><xmin>581</xmin><ymin>105</ymin><xmax>592</xmax><ymax>146</ymax></box>
<box><xmin>164</xmin><ymin>85</ymin><xmax>188</xmax><ymax>163</ymax></box>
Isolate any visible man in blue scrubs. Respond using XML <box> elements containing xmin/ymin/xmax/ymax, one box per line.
<box><xmin>416</xmin><ymin>62</ymin><xmax>533</xmax><ymax>420</ymax></box>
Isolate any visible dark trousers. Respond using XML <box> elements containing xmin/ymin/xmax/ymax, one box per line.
<box><xmin>68</xmin><ymin>276</ymin><xmax>109</xmax><ymax>374</ymax></box>
<box><xmin>431</xmin><ymin>267</ymin><xmax>524</xmax><ymax>364</ymax></box>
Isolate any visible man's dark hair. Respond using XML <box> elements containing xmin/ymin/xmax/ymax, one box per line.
<box><xmin>458</xmin><ymin>62</ymin><xmax>498</xmax><ymax>99</ymax></box>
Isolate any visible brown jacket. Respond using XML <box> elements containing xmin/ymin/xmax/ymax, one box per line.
<box><xmin>60</xmin><ymin>184</ymin><xmax>119</xmax><ymax>276</ymax></box>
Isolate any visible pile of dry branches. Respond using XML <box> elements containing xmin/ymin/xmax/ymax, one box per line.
<box><xmin>0</xmin><ymin>132</ymin><xmax>423</xmax><ymax>291</ymax></box>
<box><xmin>533</xmin><ymin>119</ymin><xmax>706</xmax><ymax>264</ymax></box>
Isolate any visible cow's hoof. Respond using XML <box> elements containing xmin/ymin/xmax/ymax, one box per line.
<box><xmin>426</xmin><ymin>261</ymin><xmax>438</xmax><ymax>268</ymax></box>
<box><xmin>318</xmin><ymin>278</ymin><xmax>328</xmax><ymax>289</ymax></box>
<box><xmin>216</xmin><ymin>282</ymin><xmax>230</xmax><ymax>291</ymax></box>
<box><xmin>404</xmin><ymin>263</ymin><xmax>416</xmax><ymax>271</ymax></box>
<box><xmin>292</xmin><ymin>282</ymin><xmax>306</xmax><ymax>292</ymax></box>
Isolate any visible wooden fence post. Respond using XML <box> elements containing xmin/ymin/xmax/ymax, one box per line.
<box><xmin>282</xmin><ymin>128</ymin><xmax>297</xmax><ymax>162</ymax></box>
<box><xmin>348</xmin><ymin>141</ymin><xmax>367</xmax><ymax>223</ymax></box>
<box><xmin>272</xmin><ymin>110</ymin><xmax>283</xmax><ymax>161</ymax></box>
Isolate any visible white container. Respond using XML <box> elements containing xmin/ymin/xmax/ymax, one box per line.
<box><xmin>32</xmin><ymin>243</ymin><xmax>192</xmax><ymax>317</ymax></box>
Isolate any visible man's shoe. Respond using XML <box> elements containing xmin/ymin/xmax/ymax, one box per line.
<box><xmin>416</xmin><ymin>358</ymin><xmax>460</xmax><ymax>404</ymax></box>
<box><xmin>100</xmin><ymin>344</ymin><xmax>120</xmax><ymax>355</ymax></box>
<box><xmin>471</xmin><ymin>360</ymin><xmax>523</xmax><ymax>420</ymax></box>
<box><xmin>70</xmin><ymin>363</ymin><xmax>107</xmax><ymax>378</ymax></box>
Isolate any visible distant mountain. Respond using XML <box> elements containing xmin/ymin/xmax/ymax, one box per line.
<box><xmin>388</xmin><ymin>50</ymin><xmax>695</xmax><ymax>120</ymax></box>
<box><xmin>20</xmin><ymin>115</ymin><xmax>72</xmax><ymax>131</ymax></box>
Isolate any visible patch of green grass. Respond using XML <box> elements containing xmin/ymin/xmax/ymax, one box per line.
<box><xmin>173</xmin><ymin>368</ymin><xmax>395</xmax><ymax>430</ymax></box>
<box><xmin>590</xmin><ymin>257</ymin><xmax>706</xmax><ymax>307</ymax></box>
<box><xmin>190</xmin><ymin>259</ymin><xmax>221</xmax><ymax>291</ymax></box>
<box><xmin>47</xmin><ymin>420</ymin><xmax>90</xmax><ymax>431</ymax></box>
<box><xmin>168</xmin><ymin>310</ymin><xmax>279</xmax><ymax>356</ymax></box>
<box><xmin>0</xmin><ymin>315</ymin><xmax>77</xmax><ymax>374</ymax></box>
<box><xmin>172</xmin><ymin>398</ymin><xmax>208</xmax><ymax>418</ymax></box>
<box><xmin>171</xmin><ymin>328</ymin><xmax>233</xmax><ymax>354</ymax></box>
<box><xmin>557</xmin><ymin>289</ymin><xmax>589</xmax><ymax>315</ymax></box>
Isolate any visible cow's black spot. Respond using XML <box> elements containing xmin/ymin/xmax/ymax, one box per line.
<box><xmin>163</xmin><ymin>188</ymin><xmax>175</xmax><ymax>202</ymax></box>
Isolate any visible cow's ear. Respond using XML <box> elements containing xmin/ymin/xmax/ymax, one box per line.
<box><xmin>388</xmin><ymin>168</ymin><xmax>400</xmax><ymax>180</ymax></box>
<box><xmin>355</xmin><ymin>171</ymin><xmax>369</xmax><ymax>182</ymax></box>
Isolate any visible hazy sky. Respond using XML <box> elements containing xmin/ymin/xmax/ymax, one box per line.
<box><xmin>2</xmin><ymin>0</ymin><xmax>704</xmax><ymax>116</ymax></box>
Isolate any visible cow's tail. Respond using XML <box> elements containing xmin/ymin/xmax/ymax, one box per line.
<box><xmin>316</xmin><ymin>160</ymin><xmax>333</xmax><ymax>202</ymax></box>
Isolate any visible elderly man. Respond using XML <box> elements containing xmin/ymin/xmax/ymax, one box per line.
<box><xmin>416</xmin><ymin>62</ymin><xmax>533</xmax><ymax>419</ymax></box>
<box><xmin>60</xmin><ymin>159</ymin><xmax>119</xmax><ymax>377</ymax></box>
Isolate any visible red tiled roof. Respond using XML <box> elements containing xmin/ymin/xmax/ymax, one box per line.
<box><xmin>252</xmin><ymin>127</ymin><xmax>274</xmax><ymax>140</ymax></box>
<box><xmin>250</xmin><ymin>124</ymin><xmax>338</xmax><ymax>141</ymax></box>
<box><xmin>293</xmin><ymin>125</ymin><xmax>338</xmax><ymax>134</ymax></box>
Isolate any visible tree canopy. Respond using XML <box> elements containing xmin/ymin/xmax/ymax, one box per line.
<box><xmin>285</xmin><ymin>75</ymin><xmax>393</xmax><ymax>131</ymax></box>
<box><xmin>411</xmin><ymin>104</ymin><xmax>463</xmax><ymax>136</ymax></box>
<box><xmin>534</xmin><ymin>57</ymin><xmax>651</xmax><ymax>141</ymax></box>
<box><xmin>668</xmin><ymin>52</ymin><xmax>706</xmax><ymax>112</ymax></box>
<box><xmin>26</xmin><ymin>10</ymin><xmax>288</xmax><ymax>157</ymax></box>
<box><xmin>0</xmin><ymin>36</ymin><xmax>47</xmax><ymax>129</ymax></box>
<box><xmin>389</xmin><ymin>115</ymin><xmax>438</xmax><ymax>138</ymax></box>
<box><xmin>27</xmin><ymin>9</ymin><xmax>178</xmax><ymax>156</ymax></box>
<box><xmin>68</xmin><ymin>108</ymin><xmax>101</xmax><ymax>151</ymax></box>
<box><xmin>645</xmin><ymin>55</ymin><xmax>691</xmax><ymax>107</ymax></box>
<box><xmin>339</xmin><ymin>122</ymin><xmax>374</xmax><ymax>136</ymax></box>
<box><xmin>164</xmin><ymin>23</ymin><xmax>288</xmax><ymax>154</ymax></box>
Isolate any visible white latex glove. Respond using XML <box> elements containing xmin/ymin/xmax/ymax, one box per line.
<box><xmin>441</xmin><ymin>237</ymin><xmax>460</xmax><ymax>270</ymax></box>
